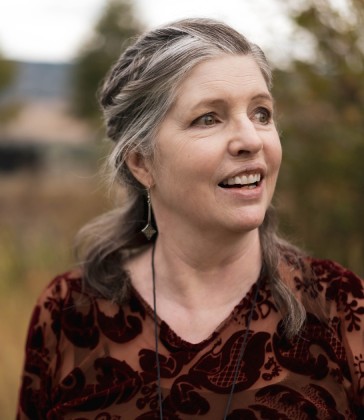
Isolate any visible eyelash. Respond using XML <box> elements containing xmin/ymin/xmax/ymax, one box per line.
<box><xmin>191</xmin><ymin>107</ymin><xmax>273</xmax><ymax>127</ymax></box>
<box><xmin>191</xmin><ymin>113</ymin><xmax>218</xmax><ymax>127</ymax></box>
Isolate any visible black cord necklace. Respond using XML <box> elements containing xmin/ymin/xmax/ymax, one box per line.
<box><xmin>152</xmin><ymin>242</ymin><xmax>164</xmax><ymax>420</ymax></box>
<box><xmin>151</xmin><ymin>242</ymin><xmax>262</xmax><ymax>419</ymax></box>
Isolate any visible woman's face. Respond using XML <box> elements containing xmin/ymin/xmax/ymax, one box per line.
<box><xmin>149</xmin><ymin>54</ymin><xmax>282</xmax><ymax>236</ymax></box>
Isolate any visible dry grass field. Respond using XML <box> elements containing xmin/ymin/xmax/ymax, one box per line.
<box><xmin>0</xmin><ymin>169</ymin><xmax>110</xmax><ymax>418</ymax></box>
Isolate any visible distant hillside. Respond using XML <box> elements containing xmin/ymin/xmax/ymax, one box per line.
<box><xmin>0</xmin><ymin>61</ymin><xmax>73</xmax><ymax>103</ymax></box>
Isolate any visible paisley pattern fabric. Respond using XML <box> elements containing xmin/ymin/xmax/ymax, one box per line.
<box><xmin>17</xmin><ymin>255</ymin><xmax>364</xmax><ymax>419</ymax></box>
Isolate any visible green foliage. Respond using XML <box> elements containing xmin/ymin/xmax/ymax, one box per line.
<box><xmin>0</xmin><ymin>57</ymin><xmax>19</xmax><ymax>123</ymax></box>
<box><xmin>72</xmin><ymin>0</ymin><xmax>143</xmax><ymax>122</ymax></box>
<box><xmin>0</xmin><ymin>56</ymin><xmax>15</xmax><ymax>92</ymax></box>
<box><xmin>274</xmin><ymin>0</ymin><xmax>364</xmax><ymax>275</ymax></box>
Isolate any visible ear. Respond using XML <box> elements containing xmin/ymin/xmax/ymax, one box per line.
<box><xmin>126</xmin><ymin>151</ymin><xmax>154</xmax><ymax>188</ymax></box>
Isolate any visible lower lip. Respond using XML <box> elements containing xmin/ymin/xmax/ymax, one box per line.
<box><xmin>218</xmin><ymin>181</ymin><xmax>264</xmax><ymax>200</ymax></box>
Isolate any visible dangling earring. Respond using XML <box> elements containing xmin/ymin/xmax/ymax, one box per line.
<box><xmin>142</xmin><ymin>188</ymin><xmax>156</xmax><ymax>240</ymax></box>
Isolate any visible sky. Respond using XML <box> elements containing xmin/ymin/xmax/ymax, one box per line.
<box><xmin>0</xmin><ymin>0</ymin><xmax>306</xmax><ymax>64</ymax></box>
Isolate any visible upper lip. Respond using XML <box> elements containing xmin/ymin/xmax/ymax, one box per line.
<box><xmin>218</xmin><ymin>164</ymin><xmax>267</xmax><ymax>186</ymax></box>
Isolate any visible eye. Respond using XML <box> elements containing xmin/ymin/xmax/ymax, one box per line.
<box><xmin>192</xmin><ymin>113</ymin><xmax>218</xmax><ymax>127</ymax></box>
<box><xmin>253</xmin><ymin>107</ymin><xmax>272</xmax><ymax>125</ymax></box>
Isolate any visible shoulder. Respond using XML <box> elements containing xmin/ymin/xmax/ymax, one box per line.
<box><xmin>28</xmin><ymin>269</ymin><xmax>122</xmax><ymax>355</ymax></box>
<box><xmin>309</xmin><ymin>257</ymin><xmax>362</xmax><ymax>283</ymax></box>
<box><xmin>307</xmin><ymin>257</ymin><xmax>363</xmax><ymax>303</ymax></box>
<box><xmin>35</xmin><ymin>269</ymin><xmax>89</xmax><ymax>309</ymax></box>
<box><xmin>31</xmin><ymin>269</ymin><xmax>101</xmax><ymax>336</ymax></box>
<box><xmin>280</xmin><ymin>250</ymin><xmax>363</xmax><ymax>301</ymax></box>
<box><xmin>285</xmin><ymin>256</ymin><xmax>364</xmax><ymax>410</ymax></box>
<box><xmin>307</xmin><ymin>258</ymin><xmax>364</xmax><ymax>335</ymax></box>
<box><xmin>289</xmin><ymin>254</ymin><xmax>363</xmax><ymax>332</ymax></box>
<box><xmin>280</xmin><ymin>250</ymin><xmax>363</xmax><ymax>322</ymax></box>
<box><xmin>23</xmin><ymin>270</ymin><xmax>90</xmax><ymax>376</ymax></box>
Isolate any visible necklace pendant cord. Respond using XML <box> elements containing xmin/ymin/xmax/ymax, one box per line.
<box><xmin>222</xmin><ymin>272</ymin><xmax>262</xmax><ymax>419</ymax></box>
<box><xmin>152</xmin><ymin>242</ymin><xmax>164</xmax><ymax>420</ymax></box>
<box><xmin>151</xmin><ymin>241</ymin><xmax>262</xmax><ymax>420</ymax></box>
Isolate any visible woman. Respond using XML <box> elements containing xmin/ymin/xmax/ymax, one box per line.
<box><xmin>17</xmin><ymin>18</ymin><xmax>363</xmax><ymax>419</ymax></box>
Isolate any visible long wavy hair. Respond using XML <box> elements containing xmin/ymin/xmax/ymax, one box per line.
<box><xmin>75</xmin><ymin>18</ymin><xmax>308</xmax><ymax>338</ymax></box>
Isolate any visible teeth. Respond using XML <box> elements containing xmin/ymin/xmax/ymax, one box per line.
<box><xmin>222</xmin><ymin>172</ymin><xmax>261</xmax><ymax>186</ymax></box>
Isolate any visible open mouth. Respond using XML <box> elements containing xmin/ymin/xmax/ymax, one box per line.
<box><xmin>218</xmin><ymin>172</ymin><xmax>262</xmax><ymax>189</ymax></box>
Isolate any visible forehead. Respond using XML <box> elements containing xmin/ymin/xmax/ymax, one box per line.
<box><xmin>172</xmin><ymin>54</ymin><xmax>270</xmax><ymax>108</ymax></box>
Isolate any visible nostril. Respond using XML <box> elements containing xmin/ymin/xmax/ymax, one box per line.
<box><xmin>236</xmin><ymin>149</ymin><xmax>251</xmax><ymax>155</ymax></box>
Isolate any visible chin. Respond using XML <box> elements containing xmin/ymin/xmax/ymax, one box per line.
<box><xmin>229</xmin><ymin>218</ymin><xmax>265</xmax><ymax>235</ymax></box>
<box><xmin>234</xmin><ymin>209</ymin><xmax>267</xmax><ymax>231</ymax></box>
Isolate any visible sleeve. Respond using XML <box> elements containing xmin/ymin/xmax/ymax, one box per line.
<box><xmin>324</xmin><ymin>261</ymin><xmax>364</xmax><ymax>416</ymax></box>
<box><xmin>340</xmin><ymin>267</ymin><xmax>364</xmax><ymax>417</ymax></box>
<box><xmin>16</xmin><ymin>276</ymin><xmax>64</xmax><ymax>420</ymax></box>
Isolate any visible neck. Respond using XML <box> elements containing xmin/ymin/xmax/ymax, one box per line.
<box><xmin>153</xmin><ymin>227</ymin><xmax>262</xmax><ymax>310</ymax></box>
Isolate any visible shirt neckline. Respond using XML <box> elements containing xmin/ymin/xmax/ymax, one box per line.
<box><xmin>130</xmin><ymin>271</ymin><xmax>265</xmax><ymax>352</ymax></box>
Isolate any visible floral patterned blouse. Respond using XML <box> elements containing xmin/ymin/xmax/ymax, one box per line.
<box><xmin>17</xmin><ymin>254</ymin><xmax>364</xmax><ymax>419</ymax></box>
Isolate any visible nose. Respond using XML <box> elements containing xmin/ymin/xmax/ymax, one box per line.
<box><xmin>227</xmin><ymin>115</ymin><xmax>263</xmax><ymax>157</ymax></box>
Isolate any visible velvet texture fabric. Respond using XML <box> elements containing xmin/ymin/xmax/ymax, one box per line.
<box><xmin>17</xmin><ymin>255</ymin><xmax>364</xmax><ymax>419</ymax></box>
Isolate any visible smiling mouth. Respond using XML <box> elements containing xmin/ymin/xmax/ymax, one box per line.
<box><xmin>219</xmin><ymin>173</ymin><xmax>262</xmax><ymax>189</ymax></box>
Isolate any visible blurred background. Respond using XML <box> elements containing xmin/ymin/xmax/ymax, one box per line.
<box><xmin>0</xmin><ymin>0</ymin><xmax>363</xmax><ymax>417</ymax></box>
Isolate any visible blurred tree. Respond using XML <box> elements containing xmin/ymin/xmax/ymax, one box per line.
<box><xmin>0</xmin><ymin>52</ymin><xmax>18</xmax><ymax>124</ymax></box>
<box><xmin>71</xmin><ymin>0</ymin><xmax>143</xmax><ymax>122</ymax></box>
<box><xmin>0</xmin><ymin>53</ymin><xmax>15</xmax><ymax>92</ymax></box>
<box><xmin>273</xmin><ymin>0</ymin><xmax>364</xmax><ymax>275</ymax></box>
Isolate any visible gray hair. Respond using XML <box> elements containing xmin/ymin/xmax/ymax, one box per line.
<box><xmin>76</xmin><ymin>18</ymin><xmax>311</xmax><ymax>339</ymax></box>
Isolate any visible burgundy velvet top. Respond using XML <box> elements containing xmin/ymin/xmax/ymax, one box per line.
<box><xmin>17</xmin><ymin>254</ymin><xmax>364</xmax><ymax>419</ymax></box>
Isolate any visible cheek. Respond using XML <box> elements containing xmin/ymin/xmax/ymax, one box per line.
<box><xmin>153</xmin><ymin>152</ymin><xmax>195</xmax><ymax>193</ymax></box>
<box><xmin>268</xmin><ymin>136</ymin><xmax>282</xmax><ymax>171</ymax></box>
<box><xmin>275</xmin><ymin>145</ymin><xmax>283</xmax><ymax>171</ymax></box>
<box><xmin>159</xmin><ymin>145</ymin><xmax>212</xmax><ymax>179</ymax></box>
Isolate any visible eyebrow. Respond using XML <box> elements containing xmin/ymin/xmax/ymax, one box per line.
<box><xmin>188</xmin><ymin>92</ymin><xmax>274</xmax><ymax>113</ymax></box>
<box><xmin>251</xmin><ymin>93</ymin><xmax>274</xmax><ymax>102</ymax></box>
<box><xmin>194</xmin><ymin>98</ymin><xmax>225</xmax><ymax>109</ymax></box>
